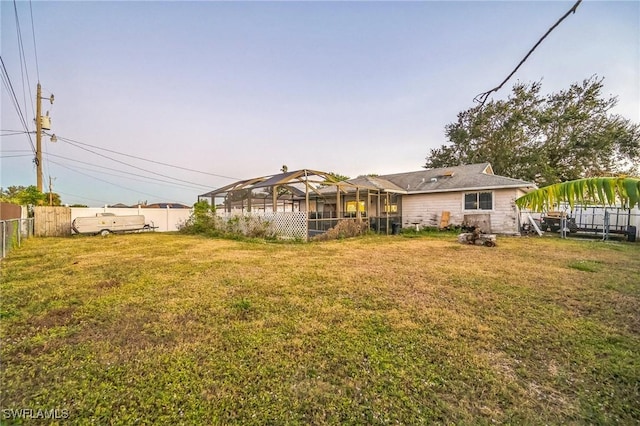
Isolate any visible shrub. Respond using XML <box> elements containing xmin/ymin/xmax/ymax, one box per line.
<box><xmin>312</xmin><ymin>219</ymin><xmax>368</xmax><ymax>241</ymax></box>
<box><xmin>179</xmin><ymin>204</ymin><xmax>276</xmax><ymax>240</ymax></box>
<box><xmin>178</xmin><ymin>201</ymin><xmax>218</xmax><ymax>236</ymax></box>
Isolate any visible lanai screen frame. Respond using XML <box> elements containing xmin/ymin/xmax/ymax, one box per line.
<box><xmin>198</xmin><ymin>169</ymin><xmax>400</xmax><ymax>235</ymax></box>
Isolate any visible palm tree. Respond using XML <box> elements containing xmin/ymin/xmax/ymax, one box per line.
<box><xmin>516</xmin><ymin>177</ymin><xmax>640</xmax><ymax>211</ymax></box>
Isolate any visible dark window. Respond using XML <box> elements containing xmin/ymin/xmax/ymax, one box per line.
<box><xmin>465</xmin><ymin>192</ymin><xmax>492</xmax><ymax>210</ymax></box>
<box><xmin>464</xmin><ymin>193</ymin><xmax>477</xmax><ymax>210</ymax></box>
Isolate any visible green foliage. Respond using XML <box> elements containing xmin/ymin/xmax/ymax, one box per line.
<box><xmin>426</xmin><ymin>76</ymin><xmax>640</xmax><ymax>186</ymax></box>
<box><xmin>568</xmin><ymin>259</ymin><xmax>602</xmax><ymax>272</ymax></box>
<box><xmin>1</xmin><ymin>185</ymin><xmax>47</xmax><ymax>206</ymax></box>
<box><xmin>178</xmin><ymin>201</ymin><xmax>217</xmax><ymax>235</ymax></box>
<box><xmin>516</xmin><ymin>177</ymin><xmax>640</xmax><ymax>211</ymax></box>
<box><xmin>320</xmin><ymin>172</ymin><xmax>351</xmax><ymax>187</ymax></box>
<box><xmin>179</xmin><ymin>202</ymin><xmax>276</xmax><ymax>240</ymax></box>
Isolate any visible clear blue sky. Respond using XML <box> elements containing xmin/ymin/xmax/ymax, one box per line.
<box><xmin>2</xmin><ymin>1</ymin><xmax>638</xmax><ymax>206</ymax></box>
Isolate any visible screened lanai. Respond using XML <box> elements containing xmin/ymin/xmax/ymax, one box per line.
<box><xmin>198</xmin><ymin>169</ymin><xmax>403</xmax><ymax>237</ymax></box>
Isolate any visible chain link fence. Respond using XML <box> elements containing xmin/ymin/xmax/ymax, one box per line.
<box><xmin>1</xmin><ymin>218</ymin><xmax>35</xmax><ymax>259</ymax></box>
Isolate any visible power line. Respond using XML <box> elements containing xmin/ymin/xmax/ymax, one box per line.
<box><xmin>51</xmin><ymin>161</ymin><xmax>190</xmax><ymax>205</ymax></box>
<box><xmin>13</xmin><ymin>0</ymin><xmax>36</xmax><ymax>121</ymax></box>
<box><xmin>54</xmin><ymin>135</ymin><xmax>240</xmax><ymax>181</ymax></box>
<box><xmin>55</xmin><ymin>190</ymin><xmax>110</xmax><ymax>205</ymax></box>
<box><xmin>55</xmin><ymin>136</ymin><xmax>219</xmax><ymax>189</ymax></box>
<box><xmin>47</xmin><ymin>153</ymin><xmax>210</xmax><ymax>191</ymax></box>
<box><xmin>28</xmin><ymin>0</ymin><xmax>40</xmax><ymax>83</ymax></box>
<box><xmin>0</xmin><ymin>56</ymin><xmax>36</xmax><ymax>154</ymax></box>
<box><xmin>0</xmin><ymin>131</ymin><xmax>30</xmax><ymax>136</ymax></box>
<box><xmin>474</xmin><ymin>0</ymin><xmax>583</xmax><ymax>107</ymax></box>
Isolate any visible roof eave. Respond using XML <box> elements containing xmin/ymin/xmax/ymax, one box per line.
<box><xmin>407</xmin><ymin>184</ymin><xmax>536</xmax><ymax>194</ymax></box>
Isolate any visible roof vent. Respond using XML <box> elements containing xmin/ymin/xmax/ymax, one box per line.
<box><xmin>431</xmin><ymin>178</ymin><xmax>438</xmax><ymax>183</ymax></box>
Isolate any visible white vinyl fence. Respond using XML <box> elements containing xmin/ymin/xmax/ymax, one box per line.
<box><xmin>71</xmin><ymin>207</ymin><xmax>192</xmax><ymax>233</ymax></box>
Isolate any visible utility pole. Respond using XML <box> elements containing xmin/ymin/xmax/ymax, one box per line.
<box><xmin>35</xmin><ymin>83</ymin><xmax>43</xmax><ymax>192</ymax></box>
<box><xmin>48</xmin><ymin>176</ymin><xmax>56</xmax><ymax>206</ymax></box>
<box><xmin>35</xmin><ymin>83</ymin><xmax>54</xmax><ymax>192</ymax></box>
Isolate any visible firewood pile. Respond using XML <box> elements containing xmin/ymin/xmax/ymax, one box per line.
<box><xmin>457</xmin><ymin>226</ymin><xmax>497</xmax><ymax>247</ymax></box>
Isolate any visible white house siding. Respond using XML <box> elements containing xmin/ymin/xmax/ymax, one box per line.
<box><xmin>400</xmin><ymin>188</ymin><xmax>523</xmax><ymax>234</ymax></box>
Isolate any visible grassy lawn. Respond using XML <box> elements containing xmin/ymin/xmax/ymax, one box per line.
<box><xmin>1</xmin><ymin>232</ymin><xmax>639</xmax><ymax>424</ymax></box>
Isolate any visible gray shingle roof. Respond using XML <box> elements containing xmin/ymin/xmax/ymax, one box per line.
<box><xmin>365</xmin><ymin>163</ymin><xmax>535</xmax><ymax>193</ymax></box>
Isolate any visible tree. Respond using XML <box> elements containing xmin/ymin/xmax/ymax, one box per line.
<box><xmin>425</xmin><ymin>76</ymin><xmax>640</xmax><ymax>186</ymax></box>
<box><xmin>0</xmin><ymin>186</ymin><xmax>27</xmax><ymax>202</ymax></box>
<box><xmin>1</xmin><ymin>185</ymin><xmax>61</xmax><ymax>206</ymax></box>
<box><xmin>516</xmin><ymin>177</ymin><xmax>640</xmax><ymax>211</ymax></box>
<box><xmin>1</xmin><ymin>186</ymin><xmax>46</xmax><ymax>206</ymax></box>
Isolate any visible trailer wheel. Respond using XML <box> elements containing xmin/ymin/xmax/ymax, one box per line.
<box><xmin>484</xmin><ymin>240</ymin><xmax>496</xmax><ymax>247</ymax></box>
<box><xmin>100</xmin><ymin>229</ymin><xmax>110</xmax><ymax>237</ymax></box>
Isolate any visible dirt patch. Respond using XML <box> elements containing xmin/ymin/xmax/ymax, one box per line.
<box><xmin>32</xmin><ymin>306</ymin><xmax>77</xmax><ymax>328</ymax></box>
<box><xmin>96</xmin><ymin>279</ymin><xmax>122</xmax><ymax>290</ymax></box>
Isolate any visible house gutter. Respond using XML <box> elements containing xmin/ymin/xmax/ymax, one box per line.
<box><xmin>407</xmin><ymin>184</ymin><xmax>536</xmax><ymax>195</ymax></box>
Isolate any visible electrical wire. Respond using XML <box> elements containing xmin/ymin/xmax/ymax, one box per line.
<box><xmin>54</xmin><ymin>190</ymin><xmax>110</xmax><ymax>205</ymax></box>
<box><xmin>28</xmin><ymin>0</ymin><xmax>40</xmax><ymax>83</ymax></box>
<box><xmin>55</xmin><ymin>135</ymin><xmax>231</xmax><ymax>188</ymax></box>
<box><xmin>0</xmin><ymin>130</ymin><xmax>30</xmax><ymax>136</ymax></box>
<box><xmin>474</xmin><ymin>0</ymin><xmax>583</xmax><ymax>107</ymax></box>
<box><xmin>13</xmin><ymin>0</ymin><xmax>36</xmax><ymax>121</ymax></box>
<box><xmin>47</xmin><ymin>153</ymin><xmax>210</xmax><ymax>191</ymax></box>
<box><xmin>51</xmin><ymin>161</ymin><xmax>190</xmax><ymax>205</ymax></box>
<box><xmin>54</xmin><ymin>135</ymin><xmax>240</xmax><ymax>180</ymax></box>
<box><xmin>0</xmin><ymin>56</ymin><xmax>36</xmax><ymax>154</ymax></box>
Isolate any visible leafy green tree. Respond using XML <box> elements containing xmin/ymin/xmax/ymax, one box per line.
<box><xmin>1</xmin><ymin>186</ymin><xmax>27</xmax><ymax>202</ymax></box>
<box><xmin>17</xmin><ymin>186</ymin><xmax>47</xmax><ymax>207</ymax></box>
<box><xmin>425</xmin><ymin>76</ymin><xmax>640</xmax><ymax>186</ymax></box>
<box><xmin>1</xmin><ymin>185</ymin><xmax>63</xmax><ymax>206</ymax></box>
<box><xmin>45</xmin><ymin>192</ymin><xmax>62</xmax><ymax>206</ymax></box>
<box><xmin>0</xmin><ymin>185</ymin><xmax>47</xmax><ymax>206</ymax></box>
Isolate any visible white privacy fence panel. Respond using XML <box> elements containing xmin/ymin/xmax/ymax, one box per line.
<box><xmin>71</xmin><ymin>207</ymin><xmax>192</xmax><ymax>232</ymax></box>
<box><xmin>217</xmin><ymin>211</ymin><xmax>308</xmax><ymax>240</ymax></box>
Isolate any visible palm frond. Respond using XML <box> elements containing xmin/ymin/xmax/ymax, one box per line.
<box><xmin>516</xmin><ymin>177</ymin><xmax>640</xmax><ymax>211</ymax></box>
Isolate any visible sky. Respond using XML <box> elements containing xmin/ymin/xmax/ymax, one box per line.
<box><xmin>1</xmin><ymin>0</ymin><xmax>639</xmax><ymax>207</ymax></box>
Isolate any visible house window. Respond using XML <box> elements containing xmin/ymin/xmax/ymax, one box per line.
<box><xmin>384</xmin><ymin>201</ymin><xmax>398</xmax><ymax>213</ymax></box>
<box><xmin>465</xmin><ymin>192</ymin><xmax>493</xmax><ymax>210</ymax></box>
<box><xmin>345</xmin><ymin>201</ymin><xmax>366</xmax><ymax>217</ymax></box>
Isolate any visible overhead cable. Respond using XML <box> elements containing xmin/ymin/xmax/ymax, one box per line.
<box><xmin>28</xmin><ymin>0</ymin><xmax>40</xmax><ymax>82</ymax></box>
<box><xmin>56</xmin><ymin>136</ymin><xmax>218</xmax><ymax>189</ymax></box>
<box><xmin>51</xmin><ymin>161</ymin><xmax>190</xmax><ymax>205</ymax></box>
<box><xmin>0</xmin><ymin>56</ymin><xmax>36</xmax><ymax>153</ymax></box>
<box><xmin>55</xmin><ymin>134</ymin><xmax>240</xmax><ymax>180</ymax></box>
<box><xmin>47</xmin><ymin>153</ymin><xmax>210</xmax><ymax>191</ymax></box>
<box><xmin>473</xmin><ymin>0</ymin><xmax>583</xmax><ymax>107</ymax></box>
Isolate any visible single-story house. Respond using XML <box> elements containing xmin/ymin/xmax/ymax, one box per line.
<box><xmin>198</xmin><ymin>163</ymin><xmax>536</xmax><ymax>237</ymax></box>
<box><xmin>368</xmin><ymin>163</ymin><xmax>536</xmax><ymax>234</ymax></box>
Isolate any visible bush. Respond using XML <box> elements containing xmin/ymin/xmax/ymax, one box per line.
<box><xmin>312</xmin><ymin>219</ymin><xmax>368</xmax><ymax>241</ymax></box>
<box><xmin>178</xmin><ymin>201</ymin><xmax>218</xmax><ymax>236</ymax></box>
<box><xmin>179</xmin><ymin>203</ymin><xmax>276</xmax><ymax>240</ymax></box>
